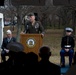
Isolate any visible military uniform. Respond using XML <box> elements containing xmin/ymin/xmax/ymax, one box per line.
<box><xmin>60</xmin><ymin>27</ymin><xmax>75</xmax><ymax>67</ymax></box>
<box><xmin>23</xmin><ymin>21</ymin><xmax>45</xmax><ymax>35</ymax></box>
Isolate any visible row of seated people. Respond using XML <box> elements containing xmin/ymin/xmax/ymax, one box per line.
<box><xmin>1</xmin><ymin>27</ymin><xmax>76</xmax><ymax>67</ymax></box>
<box><xmin>0</xmin><ymin>27</ymin><xmax>76</xmax><ymax>75</ymax></box>
<box><xmin>0</xmin><ymin>42</ymin><xmax>61</xmax><ymax>75</ymax></box>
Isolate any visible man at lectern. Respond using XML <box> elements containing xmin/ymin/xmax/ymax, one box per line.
<box><xmin>21</xmin><ymin>13</ymin><xmax>45</xmax><ymax>37</ymax></box>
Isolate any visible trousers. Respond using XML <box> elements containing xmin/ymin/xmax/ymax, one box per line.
<box><xmin>60</xmin><ymin>49</ymin><xmax>74</xmax><ymax>65</ymax></box>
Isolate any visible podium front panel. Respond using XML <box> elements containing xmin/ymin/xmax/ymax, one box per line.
<box><xmin>20</xmin><ymin>34</ymin><xmax>43</xmax><ymax>55</ymax></box>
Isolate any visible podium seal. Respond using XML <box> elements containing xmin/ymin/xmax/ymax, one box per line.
<box><xmin>26</xmin><ymin>38</ymin><xmax>36</xmax><ymax>48</ymax></box>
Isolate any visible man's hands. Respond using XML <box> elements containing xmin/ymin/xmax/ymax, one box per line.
<box><xmin>41</xmin><ymin>33</ymin><xmax>44</xmax><ymax>38</ymax></box>
<box><xmin>65</xmin><ymin>48</ymin><xmax>69</xmax><ymax>52</ymax></box>
<box><xmin>20</xmin><ymin>31</ymin><xmax>25</xmax><ymax>34</ymax></box>
<box><xmin>4</xmin><ymin>49</ymin><xmax>9</xmax><ymax>53</ymax></box>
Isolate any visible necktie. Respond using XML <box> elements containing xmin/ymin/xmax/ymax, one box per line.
<box><xmin>8</xmin><ymin>38</ymin><xmax>11</xmax><ymax>42</ymax></box>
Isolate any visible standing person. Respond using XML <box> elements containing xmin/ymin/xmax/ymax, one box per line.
<box><xmin>60</xmin><ymin>27</ymin><xmax>75</xmax><ymax>67</ymax></box>
<box><xmin>1</xmin><ymin>29</ymin><xmax>16</xmax><ymax>62</ymax></box>
<box><xmin>21</xmin><ymin>13</ymin><xmax>45</xmax><ymax>37</ymax></box>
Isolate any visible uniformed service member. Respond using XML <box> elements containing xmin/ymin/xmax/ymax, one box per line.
<box><xmin>21</xmin><ymin>13</ymin><xmax>45</xmax><ymax>37</ymax></box>
<box><xmin>60</xmin><ymin>27</ymin><xmax>75</xmax><ymax>67</ymax></box>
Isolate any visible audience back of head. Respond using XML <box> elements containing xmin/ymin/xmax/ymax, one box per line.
<box><xmin>38</xmin><ymin>46</ymin><xmax>61</xmax><ymax>75</ymax></box>
<box><xmin>39</xmin><ymin>46</ymin><xmax>51</xmax><ymax>60</ymax></box>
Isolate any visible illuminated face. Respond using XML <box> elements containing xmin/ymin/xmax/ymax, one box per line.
<box><xmin>66</xmin><ymin>31</ymin><xmax>72</xmax><ymax>36</ymax></box>
<box><xmin>7</xmin><ymin>33</ymin><xmax>12</xmax><ymax>38</ymax></box>
<box><xmin>29</xmin><ymin>16</ymin><xmax>35</xmax><ymax>22</ymax></box>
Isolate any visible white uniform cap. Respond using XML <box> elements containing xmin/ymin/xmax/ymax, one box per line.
<box><xmin>65</xmin><ymin>27</ymin><xmax>73</xmax><ymax>32</ymax></box>
<box><xmin>6</xmin><ymin>30</ymin><xmax>12</xmax><ymax>34</ymax></box>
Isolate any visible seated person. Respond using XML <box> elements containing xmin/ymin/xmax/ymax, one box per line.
<box><xmin>0</xmin><ymin>42</ymin><xmax>26</xmax><ymax>74</ymax></box>
<box><xmin>25</xmin><ymin>52</ymin><xmax>38</xmax><ymax>75</ymax></box>
<box><xmin>1</xmin><ymin>29</ymin><xmax>16</xmax><ymax>62</ymax></box>
<box><xmin>60</xmin><ymin>27</ymin><xmax>75</xmax><ymax>67</ymax></box>
<box><xmin>38</xmin><ymin>46</ymin><xmax>60</xmax><ymax>75</ymax></box>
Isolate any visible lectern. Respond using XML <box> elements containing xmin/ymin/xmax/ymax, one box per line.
<box><xmin>20</xmin><ymin>34</ymin><xmax>43</xmax><ymax>56</ymax></box>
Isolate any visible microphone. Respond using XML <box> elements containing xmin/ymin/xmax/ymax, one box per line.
<box><xmin>26</xmin><ymin>25</ymin><xmax>29</xmax><ymax>33</ymax></box>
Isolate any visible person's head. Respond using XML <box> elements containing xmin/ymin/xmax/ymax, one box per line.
<box><xmin>6</xmin><ymin>42</ymin><xmax>26</xmax><ymax>66</ymax></box>
<box><xmin>7</xmin><ymin>42</ymin><xmax>24</xmax><ymax>53</ymax></box>
<box><xmin>65</xmin><ymin>27</ymin><xmax>73</xmax><ymax>36</ymax></box>
<box><xmin>28</xmin><ymin>13</ymin><xmax>35</xmax><ymax>22</ymax></box>
<box><xmin>39</xmin><ymin>46</ymin><xmax>51</xmax><ymax>60</ymax></box>
<box><xmin>7</xmin><ymin>42</ymin><xmax>25</xmax><ymax>60</ymax></box>
<box><xmin>6</xmin><ymin>29</ymin><xmax>12</xmax><ymax>38</ymax></box>
<box><xmin>26</xmin><ymin>52</ymin><xmax>38</xmax><ymax>64</ymax></box>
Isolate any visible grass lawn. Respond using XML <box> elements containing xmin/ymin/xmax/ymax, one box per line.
<box><xmin>3</xmin><ymin>26</ymin><xmax>76</xmax><ymax>64</ymax></box>
<box><xmin>43</xmin><ymin>29</ymin><xmax>63</xmax><ymax>56</ymax></box>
